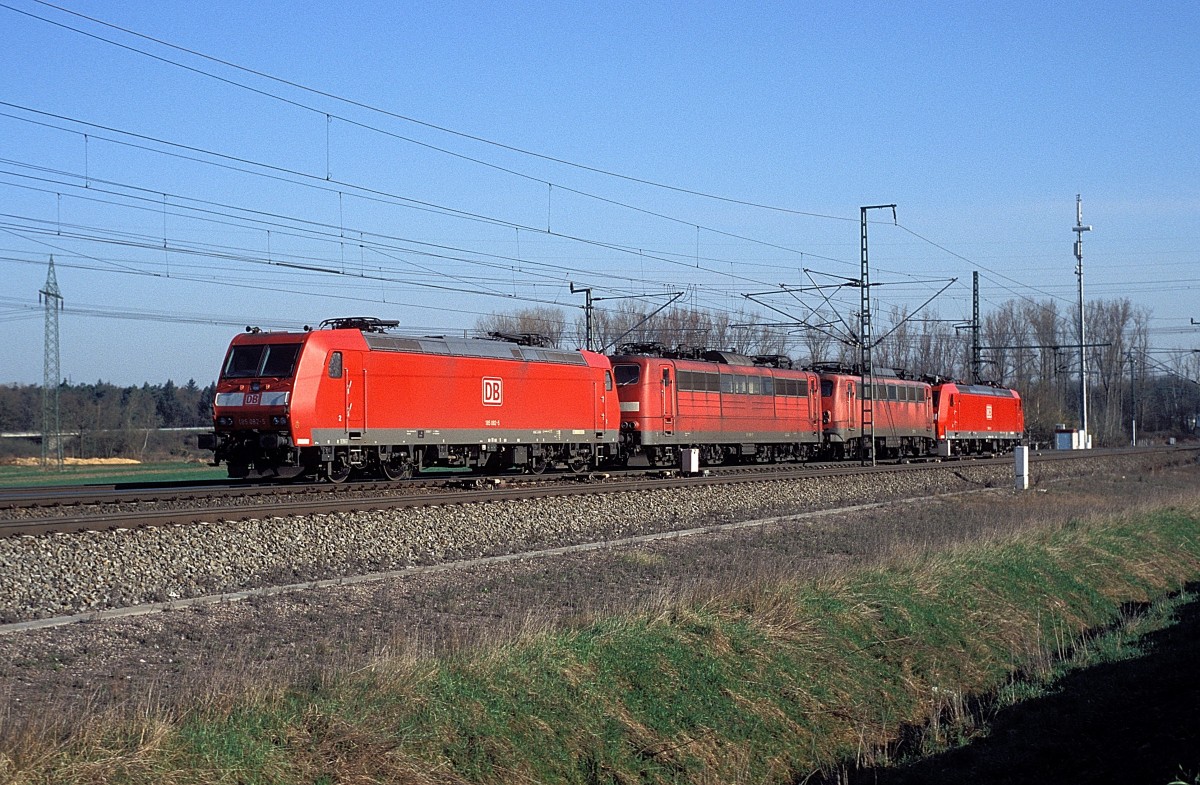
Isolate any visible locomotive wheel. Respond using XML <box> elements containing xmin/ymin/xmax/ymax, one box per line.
<box><xmin>568</xmin><ymin>457</ymin><xmax>589</xmax><ymax>474</ymax></box>
<box><xmin>381</xmin><ymin>457</ymin><xmax>414</xmax><ymax>481</ymax></box>
<box><xmin>528</xmin><ymin>456</ymin><xmax>548</xmax><ymax>475</ymax></box>
<box><xmin>326</xmin><ymin>457</ymin><xmax>352</xmax><ymax>484</ymax></box>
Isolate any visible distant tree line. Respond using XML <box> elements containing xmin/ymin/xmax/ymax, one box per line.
<box><xmin>0</xmin><ymin>379</ymin><xmax>215</xmax><ymax>460</ymax></box>
<box><xmin>477</xmin><ymin>298</ymin><xmax>1200</xmax><ymax>447</ymax></box>
<box><xmin>7</xmin><ymin>295</ymin><xmax>1198</xmax><ymax>459</ymax></box>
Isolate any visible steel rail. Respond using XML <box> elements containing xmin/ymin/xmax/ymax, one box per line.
<box><xmin>0</xmin><ymin>446</ymin><xmax>1188</xmax><ymax>539</ymax></box>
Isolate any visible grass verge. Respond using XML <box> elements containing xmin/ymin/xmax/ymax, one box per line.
<box><xmin>0</xmin><ymin>462</ymin><xmax>226</xmax><ymax>488</ymax></box>
<box><xmin>4</xmin><ymin>506</ymin><xmax>1199</xmax><ymax>784</ymax></box>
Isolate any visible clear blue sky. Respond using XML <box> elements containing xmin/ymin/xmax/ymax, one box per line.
<box><xmin>1</xmin><ymin>0</ymin><xmax>1197</xmax><ymax>385</ymax></box>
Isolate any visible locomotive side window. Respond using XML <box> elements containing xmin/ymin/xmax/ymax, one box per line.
<box><xmin>613</xmin><ymin>364</ymin><xmax>640</xmax><ymax>386</ymax></box>
<box><xmin>328</xmin><ymin>351</ymin><xmax>343</xmax><ymax>379</ymax></box>
<box><xmin>605</xmin><ymin>371</ymin><xmax>613</xmax><ymax>391</ymax></box>
<box><xmin>677</xmin><ymin>371</ymin><xmax>719</xmax><ymax>393</ymax></box>
<box><xmin>820</xmin><ymin>379</ymin><xmax>834</xmax><ymax>397</ymax></box>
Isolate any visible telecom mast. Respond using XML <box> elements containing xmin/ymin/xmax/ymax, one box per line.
<box><xmin>1072</xmin><ymin>195</ymin><xmax>1092</xmax><ymax>448</ymax></box>
<box><xmin>40</xmin><ymin>256</ymin><xmax>64</xmax><ymax>469</ymax></box>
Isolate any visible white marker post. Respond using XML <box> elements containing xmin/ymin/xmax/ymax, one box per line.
<box><xmin>1014</xmin><ymin>446</ymin><xmax>1030</xmax><ymax>490</ymax></box>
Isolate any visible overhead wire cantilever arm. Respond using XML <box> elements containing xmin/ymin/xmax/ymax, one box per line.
<box><xmin>870</xmin><ymin>277</ymin><xmax>958</xmax><ymax>346</ymax></box>
<box><xmin>742</xmin><ymin>291</ymin><xmax>851</xmax><ymax>347</ymax></box>
<box><xmin>802</xmin><ymin>268</ymin><xmax>860</xmax><ymax>343</ymax></box>
<box><xmin>751</xmin><ymin>281</ymin><xmax>852</xmax><ymax>344</ymax></box>
<box><xmin>598</xmin><ymin>290</ymin><xmax>684</xmax><ymax>353</ymax></box>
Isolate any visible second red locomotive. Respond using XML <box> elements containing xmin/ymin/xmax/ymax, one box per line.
<box><xmin>609</xmin><ymin>346</ymin><xmax>822</xmax><ymax>466</ymax></box>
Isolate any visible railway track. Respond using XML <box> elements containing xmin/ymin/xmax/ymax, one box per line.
<box><xmin>0</xmin><ymin>459</ymin><xmax>976</xmax><ymax>538</ymax></box>
<box><xmin>0</xmin><ymin>446</ymin><xmax>1186</xmax><ymax>540</ymax></box>
<box><xmin>0</xmin><ymin>446</ymin><xmax>1051</xmax><ymax>526</ymax></box>
<box><xmin>0</xmin><ymin>446</ymin><xmax>1189</xmax><ymax>631</ymax></box>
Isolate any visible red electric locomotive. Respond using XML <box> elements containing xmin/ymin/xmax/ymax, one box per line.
<box><xmin>609</xmin><ymin>346</ymin><xmax>822</xmax><ymax>466</ymax></box>
<box><xmin>817</xmin><ymin>367</ymin><xmax>935</xmax><ymax>459</ymax></box>
<box><xmin>931</xmin><ymin>382</ymin><xmax>1024</xmax><ymax>455</ymax></box>
<box><xmin>200</xmin><ymin>318</ymin><xmax>619</xmax><ymax>480</ymax></box>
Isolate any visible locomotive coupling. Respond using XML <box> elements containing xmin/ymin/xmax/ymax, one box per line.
<box><xmin>258</xmin><ymin>433</ymin><xmax>290</xmax><ymax>450</ymax></box>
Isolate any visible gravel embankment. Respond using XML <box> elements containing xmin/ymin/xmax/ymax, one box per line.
<box><xmin>0</xmin><ymin>452</ymin><xmax>1180</xmax><ymax>623</ymax></box>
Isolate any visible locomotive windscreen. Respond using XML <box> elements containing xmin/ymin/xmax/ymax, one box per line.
<box><xmin>613</xmin><ymin>364</ymin><xmax>640</xmax><ymax>386</ymax></box>
<box><xmin>223</xmin><ymin>343</ymin><xmax>302</xmax><ymax>378</ymax></box>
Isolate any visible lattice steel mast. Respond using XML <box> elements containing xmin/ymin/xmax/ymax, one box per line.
<box><xmin>859</xmin><ymin>204</ymin><xmax>896</xmax><ymax>466</ymax></box>
<box><xmin>40</xmin><ymin>256</ymin><xmax>64</xmax><ymax>469</ymax></box>
<box><xmin>971</xmin><ymin>271</ymin><xmax>982</xmax><ymax>383</ymax></box>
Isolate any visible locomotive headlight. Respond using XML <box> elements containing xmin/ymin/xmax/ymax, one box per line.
<box><xmin>216</xmin><ymin>416</ymin><xmax>234</xmax><ymax>427</ymax></box>
<box><xmin>270</xmin><ymin>415</ymin><xmax>288</xmax><ymax>426</ymax></box>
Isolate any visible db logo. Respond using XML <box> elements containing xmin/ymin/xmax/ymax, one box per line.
<box><xmin>245</xmin><ymin>392</ymin><xmax>261</xmax><ymax>406</ymax></box>
<box><xmin>482</xmin><ymin>377</ymin><xmax>503</xmax><ymax>406</ymax></box>
<box><xmin>985</xmin><ymin>404</ymin><xmax>993</xmax><ymax>420</ymax></box>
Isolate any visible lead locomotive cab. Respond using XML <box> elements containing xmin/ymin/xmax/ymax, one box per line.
<box><xmin>200</xmin><ymin>325</ymin><xmax>310</xmax><ymax>480</ymax></box>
